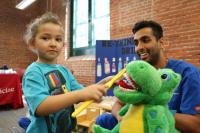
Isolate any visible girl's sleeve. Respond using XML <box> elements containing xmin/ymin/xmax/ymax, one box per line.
<box><xmin>22</xmin><ymin>71</ymin><xmax>49</xmax><ymax>116</ymax></box>
<box><xmin>62</xmin><ymin>67</ymin><xmax>84</xmax><ymax>91</ymax></box>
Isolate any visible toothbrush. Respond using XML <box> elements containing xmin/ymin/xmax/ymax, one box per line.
<box><xmin>71</xmin><ymin>68</ymin><xmax>126</xmax><ymax>117</ymax></box>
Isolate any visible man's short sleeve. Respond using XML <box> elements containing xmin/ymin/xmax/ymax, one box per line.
<box><xmin>180</xmin><ymin>71</ymin><xmax>200</xmax><ymax>114</ymax></box>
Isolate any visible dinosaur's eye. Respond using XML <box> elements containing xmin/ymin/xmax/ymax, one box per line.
<box><xmin>161</xmin><ymin>74</ymin><xmax>167</xmax><ymax>79</ymax></box>
<box><xmin>161</xmin><ymin>73</ymin><xmax>171</xmax><ymax>80</ymax></box>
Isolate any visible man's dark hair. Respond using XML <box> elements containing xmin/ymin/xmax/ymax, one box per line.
<box><xmin>132</xmin><ymin>20</ymin><xmax>163</xmax><ymax>40</ymax></box>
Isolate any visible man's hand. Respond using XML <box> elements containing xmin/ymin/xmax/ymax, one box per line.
<box><xmin>112</xmin><ymin>98</ymin><xmax>125</xmax><ymax>122</ymax></box>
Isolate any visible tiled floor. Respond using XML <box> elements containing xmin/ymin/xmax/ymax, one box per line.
<box><xmin>0</xmin><ymin>95</ymin><xmax>27</xmax><ymax>133</ymax></box>
<box><xmin>0</xmin><ymin>105</ymin><xmax>26</xmax><ymax>133</ymax></box>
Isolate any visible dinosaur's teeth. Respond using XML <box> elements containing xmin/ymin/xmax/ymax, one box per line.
<box><xmin>131</xmin><ymin>83</ymin><xmax>136</xmax><ymax>89</ymax></box>
<box><xmin>124</xmin><ymin>73</ymin><xmax>137</xmax><ymax>89</ymax></box>
<box><xmin>119</xmin><ymin>86</ymin><xmax>137</xmax><ymax>92</ymax></box>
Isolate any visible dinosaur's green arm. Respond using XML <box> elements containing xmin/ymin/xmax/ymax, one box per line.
<box><xmin>93</xmin><ymin>123</ymin><xmax>120</xmax><ymax>133</ymax></box>
<box><xmin>93</xmin><ymin>104</ymin><xmax>128</xmax><ymax>133</ymax></box>
<box><xmin>166</xmin><ymin>109</ymin><xmax>180</xmax><ymax>133</ymax></box>
<box><xmin>144</xmin><ymin>105</ymin><xmax>170</xmax><ymax>133</ymax></box>
<box><xmin>93</xmin><ymin>124</ymin><xmax>112</xmax><ymax>133</ymax></box>
<box><xmin>118</xmin><ymin>104</ymin><xmax>129</xmax><ymax>116</ymax></box>
<box><xmin>111</xmin><ymin>123</ymin><xmax>120</xmax><ymax>133</ymax></box>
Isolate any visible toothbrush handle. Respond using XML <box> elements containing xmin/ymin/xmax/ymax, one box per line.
<box><xmin>71</xmin><ymin>68</ymin><xmax>126</xmax><ymax>117</ymax></box>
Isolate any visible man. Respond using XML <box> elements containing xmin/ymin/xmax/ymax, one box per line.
<box><xmin>96</xmin><ymin>20</ymin><xmax>200</xmax><ymax>133</ymax></box>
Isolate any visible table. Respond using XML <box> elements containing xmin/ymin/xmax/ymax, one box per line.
<box><xmin>0</xmin><ymin>73</ymin><xmax>24</xmax><ymax>109</ymax></box>
<box><xmin>76</xmin><ymin>97</ymin><xmax>115</xmax><ymax>133</ymax></box>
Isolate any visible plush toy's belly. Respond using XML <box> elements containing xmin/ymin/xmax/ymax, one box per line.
<box><xmin>120</xmin><ymin>105</ymin><xmax>144</xmax><ymax>133</ymax></box>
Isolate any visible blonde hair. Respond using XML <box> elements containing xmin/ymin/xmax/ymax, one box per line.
<box><xmin>24</xmin><ymin>12</ymin><xmax>63</xmax><ymax>44</ymax></box>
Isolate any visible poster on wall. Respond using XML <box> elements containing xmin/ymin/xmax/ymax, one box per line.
<box><xmin>96</xmin><ymin>37</ymin><xmax>139</xmax><ymax>96</ymax></box>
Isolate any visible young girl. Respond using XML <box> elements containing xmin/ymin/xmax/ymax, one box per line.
<box><xmin>22</xmin><ymin>12</ymin><xmax>107</xmax><ymax>133</ymax></box>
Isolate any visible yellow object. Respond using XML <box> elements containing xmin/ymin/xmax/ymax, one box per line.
<box><xmin>71</xmin><ymin>68</ymin><xmax>126</xmax><ymax>118</ymax></box>
<box><xmin>77</xmin><ymin>106</ymin><xmax>101</xmax><ymax>133</ymax></box>
<box><xmin>49</xmin><ymin>75</ymin><xmax>56</xmax><ymax>87</ymax></box>
<box><xmin>62</xmin><ymin>85</ymin><xmax>68</xmax><ymax>93</ymax></box>
<box><xmin>105</xmin><ymin>68</ymin><xmax>126</xmax><ymax>89</ymax></box>
<box><xmin>120</xmin><ymin>105</ymin><xmax>144</xmax><ymax>133</ymax></box>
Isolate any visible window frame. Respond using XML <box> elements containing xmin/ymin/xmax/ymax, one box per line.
<box><xmin>70</xmin><ymin>0</ymin><xmax>110</xmax><ymax>56</ymax></box>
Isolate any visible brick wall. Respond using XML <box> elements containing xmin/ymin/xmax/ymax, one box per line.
<box><xmin>63</xmin><ymin>0</ymin><xmax>200</xmax><ymax>86</ymax></box>
<box><xmin>109</xmin><ymin>0</ymin><xmax>200</xmax><ymax>66</ymax></box>
<box><xmin>153</xmin><ymin>0</ymin><xmax>200</xmax><ymax>65</ymax></box>
<box><xmin>0</xmin><ymin>0</ymin><xmax>66</xmax><ymax>69</ymax></box>
<box><xmin>1</xmin><ymin>0</ymin><xmax>199</xmax><ymax>86</ymax></box>
<box><xmin>0</xmin><ymin>0</ymin><xmax>39</xmax><ymax>69</ymax></box>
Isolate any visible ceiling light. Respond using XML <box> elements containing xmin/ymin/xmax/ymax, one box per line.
<box><xmin>16</xmin><ymin>0</ymin><xmax>37</xmax><ymax>10</ymax></box>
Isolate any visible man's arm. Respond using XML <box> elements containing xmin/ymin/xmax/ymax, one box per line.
<box><xmin>111</xmin><ymin>98</ymin><xmax>125</xmax><ymax>121</ymax></box>
<box><xmin>175</xmin><ymin>113</ymin><xmax>200</xmax><ymax>133</ymax></box>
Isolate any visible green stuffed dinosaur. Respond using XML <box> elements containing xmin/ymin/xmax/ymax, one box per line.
<box><xmin>93</xmin><ymin>60</ymin><xmax>181</xmax><ymax>133</ymax></box>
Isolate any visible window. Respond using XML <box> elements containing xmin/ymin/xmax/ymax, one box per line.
<box><xmin>71</xmin><ymin>0</ymin><xmax>110</xmax><ymax>56</ymax></box>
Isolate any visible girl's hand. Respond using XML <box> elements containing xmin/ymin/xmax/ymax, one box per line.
<box><xmin>97</xmin><ymin>76</ymin><xmax>113</xmax><ymax>84</ymax></box>
<box><xmin>79</xmin><ymin>84</ymin><xmax>106</xmax><ymax>102</ymax></box>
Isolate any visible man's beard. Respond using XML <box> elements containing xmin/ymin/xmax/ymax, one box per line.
<box><xmin>147</xmin><ymin>49</ymin><xmax>160</xmax><ymax>66</ymax></box>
